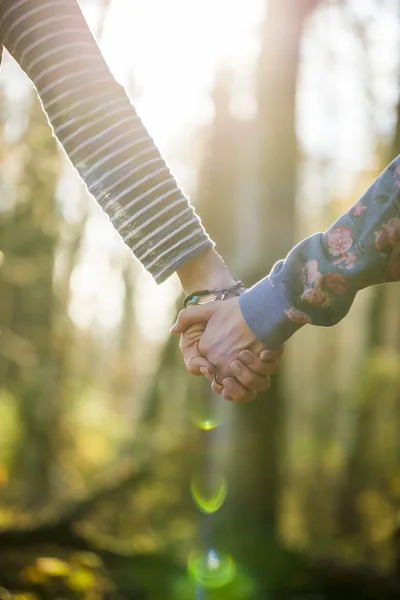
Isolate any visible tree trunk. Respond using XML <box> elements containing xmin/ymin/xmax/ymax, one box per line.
<box><xmin>337</xmin><ymin>42</ymin><xmax>400</xmax><ymax>534</ymax></box>
<box><xmin>0</xmin><ymin>96</ymin><xmax>62</xmax><ymax>510</ymax></box>
<box><xmin>226</xmin><ymin>0</ymin><xmax>321</xmax><ymax>555</ymax></box>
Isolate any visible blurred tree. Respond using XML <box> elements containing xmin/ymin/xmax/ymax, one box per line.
<box><xmin>367</xmin><ymin>39</ymin><xmax>400</xmax><ymax>351</ymax></box>
<box><xmin>225</xmin><ymin>0</ymin><xmax>322</xmax><ymax>558</ymax></box>
<box><xmin>0</xmin><ymin>0</ymin><xmax>117</xmax><ymax>514</ymax></box>
<box><xmin>183</xmin><ymin>1</ymin><xmax>325</xmax><ymax>581</ymax></box>
<box><xmin>196</xmin><ymin>68</ymin><xmax>238</xmax><ymax>262</ymax></box>
<box><xmin>255</xmin><ymin>0</ymin><xmax>321</xmax><ymax>269</ymax></box>
<box><xmin>0</xmin><ymin>94</ymin><xmax>62</xmax><ymax>510</ymax></box>
<box><xmin>335</xmin><ymin>11</ymin><xmax>400</xmax><ymax>537</ymax></box>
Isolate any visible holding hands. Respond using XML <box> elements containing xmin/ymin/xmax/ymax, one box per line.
<box><xmin>170</xmin><ymin>297</ymin><xmax>283</xmax><ymax>402</ymax></box>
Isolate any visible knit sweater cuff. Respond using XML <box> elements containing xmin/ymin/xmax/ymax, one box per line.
<box><xmin>151</xmin><ymin>236</ymin><xmax>215</xmax><ymax>283</ymax></box>
<box><xmin>239</xmin><ymin>276</ymin><xmax>308</xmax><ymax>348</ymax></box>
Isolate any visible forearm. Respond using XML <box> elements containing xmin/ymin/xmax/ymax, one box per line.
<box><xmin>240</xmin><ymin>156</ymin><xmax>400</xmax><ymax>347</ymax></box>
<box><xmin>0</xmin><ymin>0</ymin><xmax>213</xmax><ymax>283</ymax></box>
<box><xmin>176</xmin><ymin>248</ymin><xmax>235</xmax><ymax>294</ymax></box>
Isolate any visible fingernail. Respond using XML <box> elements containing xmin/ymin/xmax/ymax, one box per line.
<box><xmin>239</xmin><ymin>351</ymin><xmax>253</xmax><ymax>365</ymax></box>
<box><xmin>224</xmin><ymin>378</ymin><xmax>235</xmax><ymax>392</ymax></box>
<box><xmin>199</xmin><ymin>367</ymin><xmax>210</xmax><ymax>377</ymax></box>
<box><xmin>169</xmin><ymin>325</ymin><xmax>177</xmax><ymax>334</ymax></box>
<box><xmin>231</xmin><ymin>361</ymin><xmax>243</xmax><ymax>376</ymax></box>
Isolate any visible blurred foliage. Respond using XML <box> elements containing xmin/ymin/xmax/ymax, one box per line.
<box><xmin>1</xmin><ymin>0</ymin><xmax>400</xmax><ymax>598</ymax></box>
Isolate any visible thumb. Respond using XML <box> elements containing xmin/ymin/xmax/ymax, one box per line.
<box><xmin>190</xmin><ymin>357</ymin><xmax>216</xmax><ymax>378</ymax></box>
<box><xmin>170</xmin><ymin>303</ymin><xmax>216</xmax><ymax>334</ymax></box>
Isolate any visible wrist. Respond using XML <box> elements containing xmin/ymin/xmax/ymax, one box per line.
<box><xmin>239</xmin><ymin>276</ymin><xmax>308</xmax><ymax>348</ymax></box>
<box><xmin>176</xmin><ymin>248</ymin><xmax>235</xmax><ymax>294</ymax></box>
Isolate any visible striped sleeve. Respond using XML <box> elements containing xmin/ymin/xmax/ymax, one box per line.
<box><xmin>0</xmin><ymin>0</ymin><xmax>213</xmax><ymax>282</ymax></box>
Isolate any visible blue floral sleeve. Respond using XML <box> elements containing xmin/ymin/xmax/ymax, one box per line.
<box><xmin>239</xmin><ymin>156</ymin><xmax>400</xmax><ymax>348</ymax></box>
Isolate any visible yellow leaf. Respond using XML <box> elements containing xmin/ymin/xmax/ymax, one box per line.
<box><xmin>20</xmin><ymin>565</ymin><xmax>48</xmax><ymax>585</ymax></box>
<box><xmin>67</xmin><ymin>570</ymin><xmax>96</xmax><ymax>591</ymax></box>
<box><xmin>36</xmin><ymin>557</ymin><xmax>70</xmax><ymax>577</ymax></box>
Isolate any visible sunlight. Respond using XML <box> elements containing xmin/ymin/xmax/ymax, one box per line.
<box><xmin>100</xmin><ymin>0</ymin><xmax>264</xmax><ymax>170</ymax></box>
<box><xmin>65</xmin><ymin>0</ymin><xmax>400</xmax><ymax>342</ymax></box>
<box><xmin>80</xmin><ymin>0</ymin><xmax>266</xmax><ymax>339</ymax></box>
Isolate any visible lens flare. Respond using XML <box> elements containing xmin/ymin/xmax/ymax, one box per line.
<box><xmin>197</xmin><ymin>418</ymin><xmax>221</xmax><ymax>431</ymax></box>
<box><xmin>189</xmin><ymin>411</ymin><xmax>223</xmax><ymax>431</ymax></box>
<box><xmin>188</xmin><ymin>549</ymin><xmax>236</xmax><ymax>588</ymax></box>
<box><xmin>190</xmin><ymin>475</ymin><xmax>227</xmax><ymax>514</ymax></box>
<box><xmin>188</xmin><ymin>395</ymin><xmax>224</xmax><ymax>431</ymax></box>
<box><xmin>172</xmin><ymin>568</ymin><xmax>257</xmax><ymax>600</ymax></box>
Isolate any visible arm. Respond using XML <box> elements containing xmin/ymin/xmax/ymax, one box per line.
<box><xmin>0</xmin><ymin>0</ymin><xmax>275</xmax><ymax>400</ymax></box>
<box><xmin>240</xmin><ymin>156</ymin><xmax>400</xmax><ymax>347</ymax></box>
<box><xmin>0</xmin><ymin>0</ymin><xmax>214</xmax><ymax>284</ymax></box>
<box><xmin>171</xmin><ymin>156</ymin><xmax>400</xmax><ymax>399</ymax></box>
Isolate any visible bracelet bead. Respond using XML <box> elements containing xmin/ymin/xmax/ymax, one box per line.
<box><xmin>183</xmin><ymin>281</ymin><xmax>246</xmax><ymax>308</ymax></box>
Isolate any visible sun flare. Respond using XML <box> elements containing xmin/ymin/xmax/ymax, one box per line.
<box><xmin>99</xmin><ymin>0</ymin><xmax>264</xmax><ymax>160</ymax></box>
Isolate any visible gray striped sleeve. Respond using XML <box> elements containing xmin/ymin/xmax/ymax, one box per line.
<box><xmin>0</xmin><ymin>0</ymin><xmax>213</xmax><ymax>282</ymax></box>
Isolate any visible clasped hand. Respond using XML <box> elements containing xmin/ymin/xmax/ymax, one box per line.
<box><xmin>170</xmin><ymin>297</ymin><xmax>283</xmax><ymax>402</ymax></box>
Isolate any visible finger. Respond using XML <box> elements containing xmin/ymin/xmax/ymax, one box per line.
<box><xmin>199</xmin><ymin>365</ymin><xmax>215</xmax><ymax>382</ymax></box>
<box><xmin>186</xmin><ymin>356</ymin><xmax>215</xmax><ymax>377</ymax></box>
<box><xmin>170</xmin><ymin>304</ymin><xmax>216</xmax><ymax>335</ymax></box>
<box><xmin>230</xmin><ymin>361</ymin><xmax>271</xmax><ymax>391</ymax></box>
<box><xmin>222</xmin><ymin>388</ymin><xmax>233</xmax><ymax>402</ymax></box>
<box><xmin>237</xmin><ymin>351</ymin><xmax>279</xmax><ymax>376</ymax></box>
<box><xmin>211</xmin><ymin>378</ymin><xmax>224</xmax><ymax>395</ymax></box>
<box><xmin>259</xmin><ymin>346</ymin><xmax>284</xmax><ymax>361</ymax></box>
<box><xmin>178</xmin><ymin>322</ymin><xmax>208</xmax><ymax>375</ymax></box>
<box><xmin>222</xmin><ymin>377</ymin><xmax>257</xmax><ymax>403</ymax></box>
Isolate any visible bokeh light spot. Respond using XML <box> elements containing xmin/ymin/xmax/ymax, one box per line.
<box><xmin>188</xmin><ymin>398</ymin><xmax>224</xmax><ymax>431</ymax></box>
<box><xmin>190</xmin><ymin>475</ymin><xmax>227</xmax><ymax>514</ymax></box>
<box><xmin>188</xmin><ymin>549</ymin><xmax>236</xmax><ymax>589</ymax></box>
<box><xmin>199</xmin><ymin>419</ymin><xmax>220</xmax><ymax>431</ymax></box>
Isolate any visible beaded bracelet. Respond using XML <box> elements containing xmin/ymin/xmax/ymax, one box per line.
<box><xmin>183</xmin><ymin>281</ymin><xmax>246</xmax><ymax>308</ymax></box>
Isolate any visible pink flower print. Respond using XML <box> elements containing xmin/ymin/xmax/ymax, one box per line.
<box><xmin>303</xmin><ymin>259</ymin><xmax>322</xmax><ymax>286</ymax></box>
<box><xmin>326</xmin><ymin>226</ymin><xmax>353</xmax><ymax>257</ymax></box>
<box><xmin>375</xmin><ymin>217</ymin><xmax>400</xmax><ymax>251</ymax></box>
<box><xmin>285</xmin><ymin>308</ymin><xmax>312</xmax><ymax>324</ymax></box>
<box><xmin>333</xmin><ymin>252</ymin><xmax>358</xmax><ymax>270</ymax></box>
<box><xmin>352</xmin><ymin>203</ymin><xmax>367</xmax><ymax>217</ymax></box>
<box><xmin>375</xmin><ymin>229</ymin><xmax>389</xmax><ymax>251</ymax></box>
<box><xmin>301</xmin><ymin>287</ymin><xmax>333</xmax><ymax>308</ymax></box>
<box><xmin>386</xmin><ymin>217</ymin><xmax>400</xmax><ymax>248</ymax></box>
<box><xmin>389</xmin><ymin>247</ymin><xmax>400</xmax><ymax>280</ymax></box>
<box><xmin>324</xmin><ymin>273</ymin><xmax>347</xmax><ymax>294</ymax></box>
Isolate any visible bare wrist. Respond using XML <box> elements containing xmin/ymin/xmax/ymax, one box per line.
<box><xmin>176</xmin><ymin>248</ymin><xmax>235</xmax><ymax>294</ymax></box>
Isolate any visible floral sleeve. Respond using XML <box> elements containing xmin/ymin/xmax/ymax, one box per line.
<box><xmin>239</xmin><ymin>156</ymin><xmax>400</xmax><ymax>348</ymax></box>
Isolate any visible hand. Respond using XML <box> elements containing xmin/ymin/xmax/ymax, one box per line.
<box><xmin>174</xmin><ymin>318</ymin><xmax>281</xmax><ymax>401</ymax></box>
<box><xmin>170</xmin><ymin>297</ymin><xmax>282</xmax><ymax>402</ymax></box>
<box><xmin>201</xmin><ymin>346</ymin><xmax>283</xmax><ymax>402</ymax></box>
<box><xmin>174</xmin><ymin>246</ymin><xmax>235</xmax><ymax>379</ymax></box>
<box><xmin>174</xmin><ymin>248</ymin><xmax>282</xmax><ymax>400</ymax></box>
<box><xmin>226</xmin><ymin>346</ymin><xmax>283</xmax><ymax>400</ymax></box>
